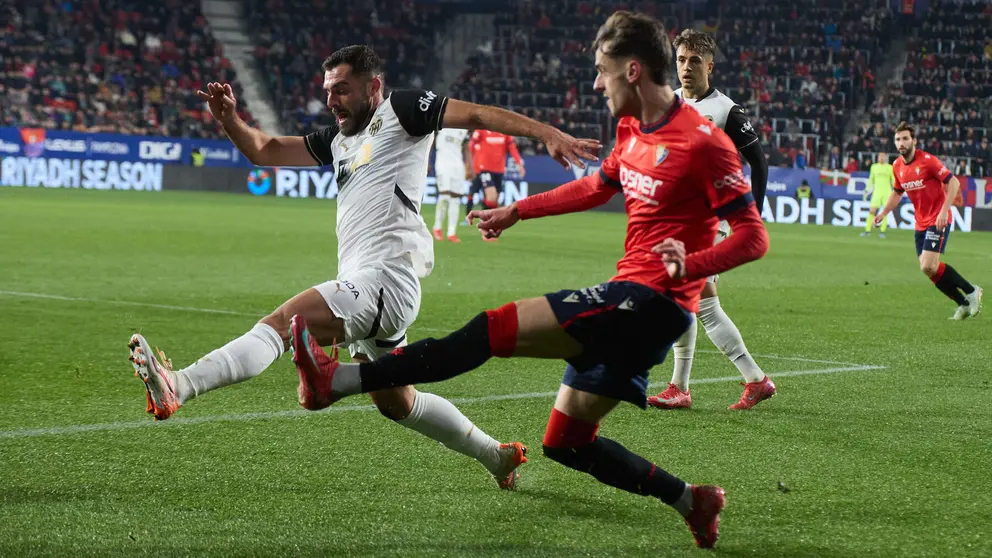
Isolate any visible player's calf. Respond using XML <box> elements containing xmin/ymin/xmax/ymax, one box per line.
<box><xmin>542</xmin><ymin>406</ymin><xmax>724</xmax><ymax>548</ymax></box>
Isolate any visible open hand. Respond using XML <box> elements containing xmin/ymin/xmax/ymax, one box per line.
<box><xmin>542</xmin><ymin>128</ymin><xmax>601</xmax><ymax>170</ymax></box>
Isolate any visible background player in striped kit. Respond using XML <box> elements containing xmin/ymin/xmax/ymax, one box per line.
<box><xmin>649</xmin><ymin>29</ymin><xmax>774</xmax><ymax>411</ymax></box>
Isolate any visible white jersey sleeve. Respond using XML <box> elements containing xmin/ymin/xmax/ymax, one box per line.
<box><xmin>327</xmin><ymin>89</ymin><xmax>449</xmax><ymax>280</ymax></box>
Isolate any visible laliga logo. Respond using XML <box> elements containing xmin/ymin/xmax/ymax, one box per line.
<box><xmin>139</xmin><ymin>141</ymin><xmax>183</xmax><ymax>161</ymax></box>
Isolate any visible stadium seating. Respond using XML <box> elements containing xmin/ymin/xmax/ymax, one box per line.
<box><xmin>0</xmin><ymin>0</ymin><xmax>256</xmax><ymax>139</ymax></box>
<box><xmin>242</xmin><ymin>0</ymin><xmax>446</xmax><ymax>136</ymax></box>
<box><xmin>448</xmin><ymin>1</ymin><xmax>690</xmax><ymax>155</ymax></box>
<box><xmin>850</xmin><ymin>0</ymin><xmax>992</xmax><ymax>176</ymax></box>
<box><xmin>449</xmin><ymin>0</ymin><xmax>895</xmax><ymax>166</ymax></box>
<box><xmin>710</xmin><ymin>0</ymin><xmax>895</xmax><ymax>168</ymax></box>
<box><xmin>5</xmin><ymin>0</ymin><xmax>985</xmax><ymax>176</ymax></box>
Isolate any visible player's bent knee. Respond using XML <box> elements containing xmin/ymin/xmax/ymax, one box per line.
<box><xmin>921</xmin><ymin>262</ymin><xmax>938</xmax><ymax>277</ymax></box>
<box><xmin>259</xmin><ymin>310</ymin><xmax>292</xmax><ymax>342</ymax></box>
<box><xmin>370</xmin><ymin>387</ymin><xmax>415</xmax><ymax>421</ymax></box>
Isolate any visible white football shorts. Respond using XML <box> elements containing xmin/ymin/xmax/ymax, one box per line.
<box><xmin>313</xmin><ymin>262</ymin><xmax>421</xmax><ymax>360</ymax></box>
<box><xmin>435</xmin><ymin>163</ymin><xmax>468</xmax><ymax>195</ymax></box>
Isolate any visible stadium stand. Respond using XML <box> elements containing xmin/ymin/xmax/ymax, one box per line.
<box><xmin>710</xmin><ymin>0</ymin><xmax>895</xmax><ymax>169</ymax></box>
<box><xmin>448</xmin><ymin>1</ymin><xmax>690</xmax><ymax>155</ymax></box>
<box><xmin>850</xmin><ymin>0</ymin><xmax>991</xmax><ymax>176</ymax></box>
<box><xmin>242</xmin><ymin>0</ymin><xmax>446</xmax><ymax>136</ymax></box>
<box><xmin>3</xmin><ymin>0</ymin><xmax>986</xmax><ymax>177</ymax></box>
<box><xmin>0</xmin><ymin>0</ymin><xmax>256</xmax><ymax>139</ymax></box>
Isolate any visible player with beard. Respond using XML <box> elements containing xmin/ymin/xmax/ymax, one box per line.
<box><xmin>127</xmin><ymin>45</ymin><xmax>600</xmax><ymax>489</ymax></box>
<box><xmin>875</xmin><ymin>122</ymin><xmax>981</xmax><ymax>320</ymax></box>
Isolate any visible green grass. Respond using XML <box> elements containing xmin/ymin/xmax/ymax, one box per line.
<box><xmin>1</xmin><ymin>188</ymin><xmax>990</xmax><ymax>557</ymax></box>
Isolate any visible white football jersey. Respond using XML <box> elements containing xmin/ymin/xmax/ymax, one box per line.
<box><xmin>676</xmin><ymin>87</ymin><xmax>763</xmax><ymax>243</ymax></box>
<box><xmin>675</xmin><ymin>87</ymin><xmax>758</xmax><ymax>150</ymax></box>
<box><xmin>304</xmin><ymin>89</ymin><xmax>449</xmax><ymax>279</ymax></box>
<box><xmin>434</xmin><ymin>128</ymin><xmax>468</xmax><ymax>168</ymax></box>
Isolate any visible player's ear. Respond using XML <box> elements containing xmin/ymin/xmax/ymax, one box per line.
<box><xmin>706</xmin><ymin>58</ymin><xmax>714</xmax><ymax>76</ymax></box>
<box><xmin>626</xmin><ymin>59</ymin><xmax>640</xmax><ymax>84</ymax></box>
<box><xmin>367</xmin><ymin>75</ymin><xmax>383</xmax><ymax>98</ymax></box>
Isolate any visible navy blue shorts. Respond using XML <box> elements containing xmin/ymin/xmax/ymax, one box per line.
<box><xmin>546</xmin><ymin>281</ymin><xmax>692</xmax><ymax>408</ymax></box>
<box><xmin>471</xmin><ymin>171</ymin><xmax>504</xmax><ymax>194</ymax></box>
<box><xmin>915</xmin><ymin>226</ymin><xmax>950</xmax><ymax>257</ymax></box>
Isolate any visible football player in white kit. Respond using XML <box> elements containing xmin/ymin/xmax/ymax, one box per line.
<box><xmin>431</xmin><ymin>127</ymin><xmax>470</xmax><ymax>242</ymax></box>
<box><xmin>128</xmin><ymin>45</ymin><xmax>600</xmax><ymax>488</ymax></box>
<box><xmin>648</xmin><ymin>30</ymin><xmax>776</xmax><ymax>411</ymax></box>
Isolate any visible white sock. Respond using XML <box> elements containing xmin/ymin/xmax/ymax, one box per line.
<box><xmin>433</xmin><ymin>194</ymin><xmax>449</xmax><ymax>231</ymax></box>
<box><xmin>447</xmin><ymin>195</ymin><xmax>461</xmax><ymax>237</ymax></box>
<box><xmin>672</xmin><ymin>484</ymin><xmax>694</xmax><ymax>517</ymax></box>
<box><xmin>330</xmin><ymin>362</ymin><xmax>361</xmax><ymax>394</ymax></box>
<box><xmin>175</xmin><ymin>323</ymin><xmax>284</xmax><ymax>404</ymax></box>
<box><xmin>698</xmin><ymin>297</ymin><xmax>765</xmax><ymax>384</ymax></box>
<box><xmin>670</xmin><ymin>314</ymin><xmax>697</xmax><ymax>391</ymax></box>
<box><xmin>397</xmin><ymin>390</ymin><xmax>503</xmax><ymax>473</ymax></box>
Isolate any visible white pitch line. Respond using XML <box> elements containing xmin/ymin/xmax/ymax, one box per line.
<box><xmin>693</xmin><ymin>349</ymin><xmax>869</xmax><ymax>367</ymax></box>
<box><xmin>0</xmin><ymin>364</ymin><xmax>886</xmax><ymax>440</ymax></box>
<box><xmin>0</xmin><ymin>290</ymin><xmax>259</xmax><ymax>317</ymax></box>
<box><xmin>0</xmin><ymin>290</ymin><xmax>878</xmax><ymax>369</ymax></box>
<box><xmin>0</xmin><ymin>291</ymin><xmax>877</xmax><ymax>367</ymax></box>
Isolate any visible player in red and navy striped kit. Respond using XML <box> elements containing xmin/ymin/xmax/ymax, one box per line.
<box><xmin>875</xmin><ymin>122</ymin><xmax>982</xmax><ymax>320</ymax></box>
<box><xmin>288</xmin><ymin>12</ymin><xmax>768</xmax><ymax>548</ymax></box>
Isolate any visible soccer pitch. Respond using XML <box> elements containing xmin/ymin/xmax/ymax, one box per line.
<box><xmin>1</xmin><ymin>188</ymin><xmax>989</xmax><ymax>556</ymax></box>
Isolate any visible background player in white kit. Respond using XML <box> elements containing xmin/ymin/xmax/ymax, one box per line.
<box><xmin>432</xmin><ymin>127</ymin><xmax>470</xmax><ymax>242</ymax></box>
<box><xmin>648</xmin><ymin>30</ymin><xmax>776</xmax><ymax>411</ymax></box>
<box><xmin>127</xmin><ymin>45</ymin><xmax>600</xmax><ymax>488</ymax></box>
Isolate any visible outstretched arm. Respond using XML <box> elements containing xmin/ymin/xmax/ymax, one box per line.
<box><xmin>198</xmin><ymin>82</ymin><xmax>321</xmax><ymax>167</ymax></box>
<box><xmin>442</xmin><ymin>99</ymin><xmax>600</xmax><ymax>170</ymax></box>
<box><xmin>468</xmin><ymin>174</ymin><xmax>618</xmax><ymax>240</ymax></box>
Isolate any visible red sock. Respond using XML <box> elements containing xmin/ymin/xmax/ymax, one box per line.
<box><xmin>543</xmin><ymin>408</ymin><xmax>600</xmax><ymax>448</ymax></box>
<box><xmin>483</xmin><ymin>199</ymin><xmax>498</xmax><ymax>209</ymax></box>
<box><xmin>485</xmin><ymin>302</ymin><xmax>518</xmax><ymax>357</ymax></box>
<box><xmin>930</xmin><ymin>262</ymin><xmax>947</xmax><ymax>284</ymax></box>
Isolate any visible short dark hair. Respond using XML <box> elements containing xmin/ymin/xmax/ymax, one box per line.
<box><xmin>322</xmin><ymin>45</ymin><xmax>383</xmax><ymax>77</ymax></box>
<box><xmin>673</xmin><ymin>29</ymin><xmax>717</xmax><ymax>58</ymax></box>
<box><xmin>592</xmin><ymin>11</ymin><xmax>672</xmax><ymax>85</ymax></box>
<box><xmin>895</xmin><ymin>121</ymin><xmax>915</xmax><ymax>138</ymax></box>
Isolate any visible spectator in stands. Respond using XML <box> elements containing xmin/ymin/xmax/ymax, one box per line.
<box><xmin>828</xmin><ymin>145</ymin><xmax>842</xmax><ymax>170</ymax></box>
<box><xmin>845</xmin><ymin>156</ymin><xmax>859</xmax><ymax>174</ymax></box>
<box><xmin>794</xmin><ymin>149</ymin><xmax>807</xmax><ymax>170</ymax></box>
